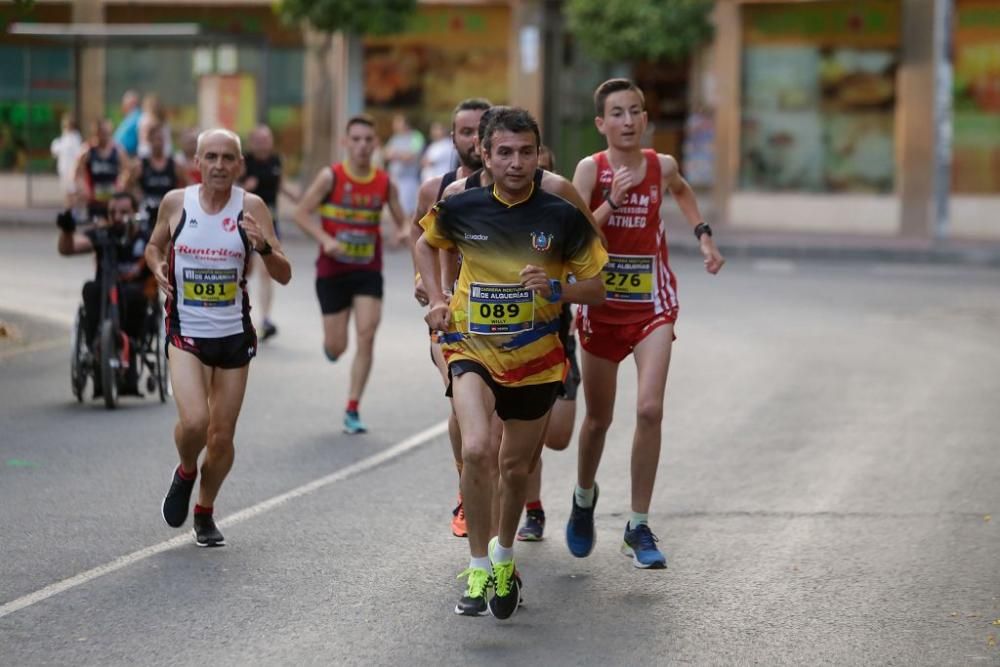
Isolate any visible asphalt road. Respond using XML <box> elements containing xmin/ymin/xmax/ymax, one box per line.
<box><xmin>1</xmin><ymin>227</ymin><xmax>998</xmax><ymax>666</ymax></box>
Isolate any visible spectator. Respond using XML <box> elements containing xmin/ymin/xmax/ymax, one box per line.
<box><xmin>420</xmin><ymin>120</ymin><xmax>456</xmax><ymax>183</ymax></box>
<box><xmin>174</xmin><ymin>128</ymin><xmax>201</xmax><ymax>184</ymax></box>
<box><xmin>383</xmin><ymin>113</ymin><xmax>424</xmax><ymax>217</ymax></box>
<box><xmin>51</xmin><ymin>113</ymin><xmax>83</xmax><ymax>207</ymax></box>
<box><xmin>137</xmin><ymin>94</ymin><xmax>173</xmax><ymax>159</ymax></box>
<box><xmin>112</xmin><ymin>90</ymin><xmax>141</xmax><ymax>157</ymax></box>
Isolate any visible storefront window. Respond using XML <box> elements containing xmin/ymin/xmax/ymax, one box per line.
<box><xmin>740</xmin><ymin>1</ymin><xmax>899</xmax><ymax>194</ymax></box>
<box><xmin>953</xmin><ymin>0</ymin><xmax>1000</xmax><ymax>194</ymax></box>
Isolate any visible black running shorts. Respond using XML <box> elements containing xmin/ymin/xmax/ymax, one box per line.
<box><xmin>315</xmin><ymin>272</ymin><xmax>384</xmax><ymax>315</ymax></box>
<box><xmin>446</xmin><ymin>359</ymin><xmax>559</xmax><ymax>422</ymax></box>
<box><xmin>167</xmin><ymin>330</ymin><xmax>257</xmax><ymax>369</ymax></box>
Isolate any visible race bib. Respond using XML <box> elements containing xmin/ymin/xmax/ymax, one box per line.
<box><xmin>93</xmin><ymin>183</ymin><xmax>115</xmax><ymax>202</ymax></box>
<box><xmin>182</xmin><ymin>268</ymin><xmax>237</xmax><ymax>307</ymax></box>
<box><xmin>468</xmin><ymin>283</ymin><xmax>534</xmax><ymax>335</ymax></box>
<box><xmin>603</xmin><ymin>254</ymin><xmax>654</xmax><ymax>302</ymax></box>
<box><xmin>336</xmin><ymin>230</ymin><xmax>376</xmax><ymax>264</ymax></box>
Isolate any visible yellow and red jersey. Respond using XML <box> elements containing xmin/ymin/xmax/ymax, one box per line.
<box><xmin>420</xmin><ymin>182</ymin><xmax>607</xmax><ymax>387</ymax></box>
<box><xmin>316</xmin><ymin>161</ymin><xmax>390</xmax><ymax>278</ymax></box>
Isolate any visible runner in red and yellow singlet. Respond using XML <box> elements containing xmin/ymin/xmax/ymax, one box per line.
<box><xmin>566</xmin><ymin>78</ymin><xmax>725</xmax><ymax>570</ymax></box>
<box><xmin>294</xmin><ymin>115</ymin><xmax>408</xmax><ymax>434</ymax></box>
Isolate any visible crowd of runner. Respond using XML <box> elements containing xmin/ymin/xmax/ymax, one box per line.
<box><xmin>63</xmin><ymin>78</ymin><xmax>726</xmax><ymax>619</ymax></box>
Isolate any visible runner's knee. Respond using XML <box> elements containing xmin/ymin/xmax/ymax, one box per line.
<box><xmin>177</xmin><ymin>412</ymin><xmax>209</xmax><ymax>442</ymax></box>
<box><xmin>636</xmin><ymin>400</ymin><xmax>663</xmax><ymax>428</ymax></box>
<box><xmin>461</xmin><ymin>438</ymin><xmax>496</xmax><ymax>471</ymax></box>
<box><xmin>499</xmin><ymin>457</ymin><xmax>532</xmax><ymax>486</ymax></box>
<box><xmin>583</xmin><ymin>412</ymin><xmax>613</xmax><ymax>435</ymax></box>
<box><xmin>323</xmin><ymin>340</ymin><xmax>346</xmax><ymax>361</ymax></box>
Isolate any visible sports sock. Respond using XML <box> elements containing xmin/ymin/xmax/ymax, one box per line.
<box><xmin>194</xmin><ymin>504</ymin><xmax>213</xmax><ymax>516</ymax></box>
<box><xmin>526</xmin><ymin>500</ymin><xmax>543</xmax><ymax>512</ymax></box>
<box><xmin>177</xmin><ymin>465</ymin><xmax>196</xmax><ymax>481</ymax></box>
<box><xmin>491</xmin><ymin>541</ymin><xmax>514</xmax><ymax>564</ymax></box>
<box><xmin>469</xmin><ymin>556</ymin><xmax>490</xmax><ymax>571</ymax></box>
<box><xmin>346</xmin><ymin>399</ymin><xmax>359</xmax><ymax>414</ymax></box>
<box><xmin>574</xmin><ymin>484</ymin><xmax>595</xmax><ymax>509</ymax></box>
<box><xmin>629</xmin><ymin>512</ymin><xmax>649</xmax><ymax>529</ymax></box>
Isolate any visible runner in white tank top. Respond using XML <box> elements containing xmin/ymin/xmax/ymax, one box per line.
<box><xmin>145</xmin><ymin>129</ymin><xmax>291</xmax><ymax>547</ymax></box>
<box><xmin>168</xmin><ymin>184</ymin><xmax>252</xmax><ymax>339</ymax></box>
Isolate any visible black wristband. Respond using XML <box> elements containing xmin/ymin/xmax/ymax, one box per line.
<box><xmin>605</xmin><ymin>193</ymin><xmax>620</xmax><ymax>210</ymax></box>
<box><xmin>694</xmin><ymin>222</ymin><xmax>712</xmax><ymax>240</ymax></box>
<box><xmin>257</xmin><ymin>240</ymin><xmax>273</xmax><ymax>256</ymax></box>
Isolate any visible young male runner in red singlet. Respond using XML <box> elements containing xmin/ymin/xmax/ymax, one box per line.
<box><xmin>565</xmin><ymin>79</ymin><xmax>724</xmax><ymax>569</ymax></box>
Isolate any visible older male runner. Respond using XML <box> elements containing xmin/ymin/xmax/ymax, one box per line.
<box><xmin>416</xmin><ymin>107</ymin><xmax>608</xmax><ymax>620</ymax></box>
<box><xmin>146</xmin><ymin>128</ymin><xmax>291</xmax><ymax>547</ymax></box>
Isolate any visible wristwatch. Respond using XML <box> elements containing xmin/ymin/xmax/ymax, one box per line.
<box><xmin>547</xmin><ymin>278</ymin><xmax>562</xmax><ymax>303</ymax></box>
<box><xmin>694</xmin><ymin>222</ymin><xmax>712</xmax><ymax>240</ymax></box>
<box><xmin>257</xmin><ymin>240</ymin><xmax>273</xmax><ymax>256</ymax></box>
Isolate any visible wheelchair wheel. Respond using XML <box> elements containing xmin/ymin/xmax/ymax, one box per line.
<box><xmin>99</xmin><ymin>319</ymin><xmax>119</xmax><ymax>410</ymax></box>
<box><xmin>70</xmin><ymin>308</ymin><xmax>87</xmax><ymax>402</ymax></box>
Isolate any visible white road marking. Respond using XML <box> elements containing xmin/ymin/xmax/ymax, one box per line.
<box><xmin>0</xmin><ymin>419</ymin><xmax>449</xmax><ymax>620</ymax></box>
<box><xmin>0</xmin><ymin>336</ymin><xmax>65</xmax><ymax>361</ymax></box>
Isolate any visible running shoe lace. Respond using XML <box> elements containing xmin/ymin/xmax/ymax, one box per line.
<box><xmin>457</xmin><ymin>567</ymin><xmax>490</xmax><ymax>598</ymax></box>
<box><xmin>492</xmin><ymin>560</ymin><xmax>514</xmax><ymax>597</ymax></box>
<box><xmin>633</xmin><ymin>524</ymin><xmax>660</xmax><ymax>551</ymax></box>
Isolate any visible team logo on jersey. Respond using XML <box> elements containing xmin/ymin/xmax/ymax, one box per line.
<box><xmin>530</xmin><ymin>231</ymin><xmax>553</xmax><ymax>253</ymax></box>
<box><xmin>650</xmin><ymin>185</ymin><xmax>659</xmax><ymax>204</ymax></box>
<box><xmin>188</xmin><ymin>218</ymin><xmax>198</xmax><ymax>228</ymax></box>
<box><xmin>222</xmin><ymin>217</ymin><xmax>237</xmax><ymax>233</ymax></box>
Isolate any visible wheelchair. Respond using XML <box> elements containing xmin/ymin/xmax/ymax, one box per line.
<box><xmin>69</xmin><ymin>226</ymin><xmax>170</xmax><ymax>409</ymax></box>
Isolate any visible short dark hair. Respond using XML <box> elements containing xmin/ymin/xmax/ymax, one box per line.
<box><xmin>594</xmin><ymin>78</ymin><xmax>645</xmax><ymax>117</ymax></box>
<box><xmin>482</xmin><ymin>107</ymin><xmax>540</xmax><ymax>154</ymax></box>
<box><xmin>452</xmin><ymin>98</ymin><xmax>492</xmax><ymax>120</ymax></box>
<box><xmin>477</xmin><ymin>105</ymin><xmax>508</xmax><ymax>143</ymax></box>
<box><xmin>346</xmin><ymin>114</ymin><xmax>376</xmax><ymax>132</ymax></box>
<box><xmin>110</xmin><ymin>191</ymin><xmax>136</xmax><ymax>210</ymax></box>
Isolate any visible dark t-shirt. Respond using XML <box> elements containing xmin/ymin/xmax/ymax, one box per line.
<box><xmin>85</xmin><ymin>225</ymin><xmax>151</xmax><ymax>284</ymax></box>
<box><xmin>242</xmin><ymin>153</ymin><xmax>282</xmax><ymax>207</ymax></box>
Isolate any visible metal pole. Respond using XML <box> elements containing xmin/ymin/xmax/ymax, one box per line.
<box><xmin>25</xmin><ymin>45</ymin><xmax>32</xmax><ymax>208</ymax></box>
<box><xmin>933</xmin><ymin>0</ymin><xmax>954</xmax><ymax>240</ymax></box>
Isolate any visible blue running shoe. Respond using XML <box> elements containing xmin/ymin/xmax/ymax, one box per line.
<box><xmin>343</xmin><ymin>410</ymin><xmax>367</xmax><ymax>434</ymax></box>
<box><xmin>565</xmin><ymin>484</ymin><xmax>599</xmax><ymax>558</ymax></box>
<box><xmin>621</xmin><ymin>522</ymin><xmax>667</xmax><ymax>569</ymax></box>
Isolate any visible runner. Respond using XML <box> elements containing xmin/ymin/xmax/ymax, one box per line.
<box><xmin>241</xmin><ymin>125</ymin><xmax>292</xmax><ymax>341</ymax></box>
<box><xmin>293</xmin><ymin>114</ymin><xmax>408</xmax><ymax>434</ymax></box>
<box><xmin>415</xmin><ymin>107</ymin><xmax>608</xmax><ymax>619</ymax></box>
<box><xmin>145</xmin><ymin>128</ymin><xmax>291</xmax><ymax>546</ymax></box>
<box><xmin>75</xmin><ymin>119</ymin><xmax>128</xmax><ymax>221</ymax></box>
<box><xmin>410</xmin><ymin>98</ymin><xmax>492</xmax><ymax>538</ymax></box>
<box><xmin>566</xmin><ymin>78</ymin><xmax>724</xmax><ymax>569</ymax></box>
<box><xmin>128</xmin><ymin>119</ymin><xmax>185</xmax><ymax>232</ymax></box>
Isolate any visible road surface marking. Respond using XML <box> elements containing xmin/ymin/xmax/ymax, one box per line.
<box><xmin>0</xmin><ymin>337</ymin><xmax>65</xmax><ymax>361</ymax></box>
<box><xmin>0</xmin><ymin>418</ymin><xmax>449</xmax><ymax>620</ymax></box>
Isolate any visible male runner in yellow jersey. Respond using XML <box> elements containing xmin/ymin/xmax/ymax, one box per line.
<box><xmin>415</xmin><ymin>107</ymin><xmax>608</xmax><ymax>619</ymax></box>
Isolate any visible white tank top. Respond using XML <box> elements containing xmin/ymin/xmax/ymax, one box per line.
<box><xmin>168</xmin><ymin>185</ymin><xmax>251</xmax><ymax>338</ymax></box>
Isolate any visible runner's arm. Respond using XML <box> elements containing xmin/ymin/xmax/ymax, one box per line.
<box><xmin>544</xmin><ymin>171</ymin><xmax>607</xmax><ymax>247</ymax></box>
<box><xmin>243</xmin><ymin>193</ymin><xmax>291</xmax><ymax>285</ymax></box>
<box><xmin>293</xmin><ymin>167</ymin><xmax>339</xmax><ymax>252</ymax></box>
<box><xmin>572</xmin><ymin>157</ymin><xmax>613</xmax><ymax>227</ymax></box>
<box><xmin>661</xmin><ymin>154</ymin><xmax>724</xmax><ymax>275</ymax></box>
<box><xmin>386</xmin><ymin>179</ymin><xmax>410</xmax><ymax>245</ymax></box>
<box><xmin>174</xmin><ymin>159</ymin><xmax>188</xmax><ymax>187</ymax></box>
<box><xmin>73</xmin><ymin>151</ymin><xmax>89</xmax><ymax>200</ymax></box>
<box><xmin>410</xmin><ymin>177</ymin><xmax>443</xmax><ymax>304</ymax></box>
<box><xmin>145</xmin><ymin>189</ymin><xmax>183</xmax><ymax>298</ymax></box>
<box><xmin>56</xmin><ymin>220</ymin><xmax>93</xmax><ymax>256</ymax></box>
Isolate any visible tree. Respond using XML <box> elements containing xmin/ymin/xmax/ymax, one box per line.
<box><xmin>565</xmin><ymin>0</ymin><xmax>714</xmax><ymax>63</ymax></box>
<box><xmin>276</xmin><ymin>0</ymin><xmax>417</xmax><ymax>175</ymax></box>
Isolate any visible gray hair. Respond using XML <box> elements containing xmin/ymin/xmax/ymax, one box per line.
<box><xmin>196</xmin><ymin>128</ymin><xmax>243</xmax><ymax>156</ymax></box>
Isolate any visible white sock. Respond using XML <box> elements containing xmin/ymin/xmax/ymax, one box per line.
<box><xmin>575</xmin><ymin>484</ymin><xmax>595</xmax><ymax>508</ymax></box>
<box><xmin>491</xmin><ymin>541</ymin><xmax>514</xmax><ymax>564</ymax></box>
<box><xmin>629</xmin><ymin>512</ymin><xmax>649</xmax><ymax>529</ymax></box>
<box><xmin>469</xmin><ymin>556</ymin><xmax>490</xmax><ymax>571</ymax></box>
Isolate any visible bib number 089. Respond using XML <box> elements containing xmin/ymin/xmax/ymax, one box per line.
<box><xmin>480</xmin><ymin>303</ymin><xmax>520</xmax><ymax>319</ymax></box>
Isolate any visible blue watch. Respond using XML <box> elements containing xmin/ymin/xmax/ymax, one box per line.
<box><xmin>546</xmin><ymin>279</ymin><xmax>562</xmax><ymax>303</ymax></box>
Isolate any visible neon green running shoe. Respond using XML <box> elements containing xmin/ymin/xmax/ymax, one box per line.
<box><xmin>454</xmin><ymin>567</ymin><xmax>490</xmax><ymax>617</ymax></box>
<box><xmin>487</xmin><ymin>537</ymin><xmax>520</xmax><ymax>620</ymax></box>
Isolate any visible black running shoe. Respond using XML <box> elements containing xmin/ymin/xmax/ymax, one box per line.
<box><xmin>487</xmin><ymin>537</ymin><xmax>520</xmax><ymax>620</ymax></box>
<box><xmin>261</xmin><ymin>319</ymin><xmax>278</xmax><ymax>342</ymax></box>
<box><xmin>161</xmin><ymin>467</ymin><xmax>196</xmax><ymax>528</ymax></box>
<box><xmin>455</xmin><ymin>567</ymin><xmax>490</xmax><ymax>616</ymax></box>
<box><xmin>193</xmin><ymin>513</ymin><xmax>225</xmax><ymax>547</ymax></box>
<box><xmin>517</xmin><ymin>508</ymin><xmax>545</xmax><ymax>541</ymax></box>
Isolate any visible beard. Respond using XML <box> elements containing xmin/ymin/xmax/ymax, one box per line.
<box><xmin>460</xmin><ymin>149</ymin><xmax>483</xmax><ymax>170</ymax></box>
